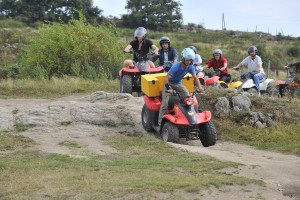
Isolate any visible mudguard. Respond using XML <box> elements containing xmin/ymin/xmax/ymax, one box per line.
<box><xmin>143</xmin><ymin>95</ymin><xmax>161</xmax><ymax>111</ymax></box>
<box><xmin>205</xmin><ymin>76</ymin><xmax>220</xmax><ymax>86</ymax></box>
<box><xmin>242</xmin><ymin>79</ymin><xmax>256</xmax><ymax>89</ymax></box>
<box><xmin>163</xmin><ymin>108</ymin><xmax>211</xmax><ymax>125</ymax></box>
<box><xmin>228</xmin><ymin>81</ymin><xmax>243</xmax><ymax>89</ymax></box>
<box><xmin>260</xmin><ymin>79</ymin><xmax>274</xmax><ymax>91</ymax></box>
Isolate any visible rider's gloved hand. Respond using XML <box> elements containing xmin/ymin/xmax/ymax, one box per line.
<box><xmin>196</xmin><ymin>87</ymin><xmax>204</xmax><ymax>93</ymax></box>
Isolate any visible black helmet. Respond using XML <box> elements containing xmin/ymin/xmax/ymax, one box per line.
<box><xmin>187</xmin><ymin>46</ymin><xmax>197</xmax><ymax>54</ymax></box>
<box><xmin>159</xmin><ymin>36</ymin><xmax>170</xmax><ymax>47</ymax></box>
<box><xmin>248</xmin><ymin>46</ymin><xmax>258</xmax><ymax>55</ymax></box>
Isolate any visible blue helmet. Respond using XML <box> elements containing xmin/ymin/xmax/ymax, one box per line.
<box><xmin>181</xmin><ymin>48</ymin><xmax>196</xmax><ymax>61</ymax></box>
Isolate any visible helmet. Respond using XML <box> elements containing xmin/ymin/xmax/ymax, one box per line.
<box><xmin>187</xmin><ymin>46</ymin><xmax>197</xmax><ymax>54</ymax></box>
<box><xmin>159</xmin><ymin>36</ymin><xmax>170</xmax><ymax>47</ymax></box>
<box><xmin>182</xmin><ymin>48</ymin><xmax>196</xmax><ymax>61</ymax></box>
<box><xmin>213</xmin><ymin>49</ymin><xmax>222</xmax><ymax>56</ymax></box>
<box><xmin>134</xmin><ymin>27</ymin><xmax>147</xmax><ymax>38</ymax></box>
<box><xmin>248</xmin><ymin>46</ymin><xmax>258</xmax><ymax>55</ymax></box>
<box><xmin>194</xmin><ymin>54</ymin><xmax>202</xmax><ymax>65</ymax></box>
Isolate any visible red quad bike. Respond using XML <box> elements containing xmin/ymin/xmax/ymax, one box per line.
<box><xmin>119</xmin><ymin>51</ymin><xmax>164</xmax><ymax>96</ymax></box>
<box><xmin>275</xmin><ymin>67</ymin><xmax>300</xmax><ymax>98</ymax></box>
<box><xmin>141</xmin><ymin>90</ymin><xmax>217</xmax><ymax>147</ymax></box>
<box><xmin>197</xmin><ymin>69</ymin><xmax>220</xmax><ymax>88</ymax></box>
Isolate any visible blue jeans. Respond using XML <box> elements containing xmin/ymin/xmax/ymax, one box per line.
<box><xmin>247</xmin><ymin>72</ymin><xmax>264</xmax><ymax>90</ymax></box>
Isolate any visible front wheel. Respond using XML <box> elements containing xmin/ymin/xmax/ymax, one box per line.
<box><xmin>161</xmin><ymin>122</ymin><xmax>179</xmax><ymax>143</ymax></box>
<box><xmin>247</xmin><ymin>88</ymin><xmax>258</xmax><ymax>95</ymax></box>
<box><xmin>199</xmin><ymin>121</ymin><xmax>217</xmax><ymax>147</ymax></box>
<box><xmin>141</xmin><ymin>104</ymin><xmax>154</xmax><ymax>132</ymax></box>
<box><xmin>120</xmin><ymin>74</ymin><xmax>133</xmax><ymax>95</ymax></box>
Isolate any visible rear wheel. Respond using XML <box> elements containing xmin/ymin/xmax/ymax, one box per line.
<box><xmin>120</xmin><ymin>74</ymin><xmax>133</xmax><ymax>95</ymax></box>
<box><xmin>161</xmin><ymin>122</ymin><xmax>179</xmax><ymax>143</ymax></box>
<box><xmin>141</xmin><ymin>104</ymin><xmax>154</xmax><ymax>132</ymax></box>
<box><xmin>199</xmin><ymin>121</ymin><xmax>217</xmax><ymax>147</ymax></box>
<box><xmin>267</xmin><ymin>85</ymin><xmax>279</xmax><ymax>97</ymax></box>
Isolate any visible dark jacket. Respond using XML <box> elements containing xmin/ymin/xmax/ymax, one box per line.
<box><xmin>151</xmin><ymin>47</ymin><xmax>178</xmax><ymax>66</ymax></box>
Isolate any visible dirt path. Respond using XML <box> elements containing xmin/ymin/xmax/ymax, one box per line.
<box><xmin>1</xmin><ymin>94</ymin><xmax>299</xmax><ymax>200</ymax></box>
<box><xmin>171</xmin><ymin>141</ymin><xmax>300</xmax><ymax>199</ymax></box>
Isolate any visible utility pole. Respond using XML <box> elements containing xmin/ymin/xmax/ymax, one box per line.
<box><xmin>222</xmin><ymin>13</ymin><xmax>226</xmax><ymax>30</ymax></box>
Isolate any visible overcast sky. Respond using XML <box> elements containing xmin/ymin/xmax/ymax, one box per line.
<box><xmin>93</xmin><ymin>0</ymin><xmax>300</xmax><ymax>37</ymax></box>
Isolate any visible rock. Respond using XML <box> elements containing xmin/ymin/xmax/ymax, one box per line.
<box><xmin>232</xmin><ymin>95</ymin><xmax>251</xmax><ymax>112</ymax></box>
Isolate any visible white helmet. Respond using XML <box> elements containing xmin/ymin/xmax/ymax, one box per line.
<box><xmin>181</xmin><ymin>48</ymin><xmax>196</xmax><ymax>61</ymax></box>
<box><xmin>213</xmin><ymin>49</ymin><xmax>222</xmax><ymax>56</ymax></box>
<box><xmin>194</xmin><ymin>54</ymin><xmax>202</xmax><ymax>65</ymax></box>
<box><xmin>134</xmin><ymin>27</ymin><xmax>147</xmax><ymax>38</ymax></box>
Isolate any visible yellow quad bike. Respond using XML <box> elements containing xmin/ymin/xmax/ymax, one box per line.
<box><xmin>219</xmin><ymin>79</ymin><xmax>243</xmax><ymax>90</ymax></box>
<box><xmin>212</xmin><ymin>68</ymin><xmax>243</xmax><ymax>90</ymax></box>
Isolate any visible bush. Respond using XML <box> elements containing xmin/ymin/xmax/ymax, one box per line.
<box><xmin>19</xmin><ymin>13</ymin><xmax>127</xmax><ymax>79</ymax></box>
<box><xmin>287</xmin><ymin>46</ymin><xmax>299</xmax><ymax>57</ymax></box>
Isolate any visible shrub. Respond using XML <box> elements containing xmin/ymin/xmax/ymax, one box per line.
<box><xmin>19</xmin><ymin>13</ymin><xmax>127</xmax><ymax>79</ymax></box>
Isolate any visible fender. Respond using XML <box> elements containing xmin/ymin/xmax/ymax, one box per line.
<box><xmin>147</xmin><ymin>66</ymin><xmax>164</xmax><ymax>73</ymax></box>
<box><xmin>242</xmin><ymin>79</ymin><xmax>255</xmax><ymax>89</ymax></box>
<box><xmin>143</xmin><ymin>95</ymin><xmax>161</xmax><ymax>111</ymax></box>
<box><xmin>119</xmin><ymin>67</ymin><xmax>140</xmax><ymax>77</ymax></box>
<box><xmin>163</xmin><ymin>107</ymin><xmax>190</xmax><ymax>125</ymax></box>
<box><xmin>205</xmin><ymin>76</ymin><xmax>220</xmax><ymax>86</ymax></box>
<box><xmin>196</xmin><ymin>111</ymin><xmax>211</xmax><ymax>123</ymax></box>
<box><xmin>260</xmin><ymin>79</ymin><xmax>274</xmax><ymax>91</ymax></box>
<box><xmin>276</xmin><ymin>80</ymin><xmax>286</xmax><ymax>85</ymax></box>
<box><xmin>228</xmin><ymin>81</ymin><xmax>243</xmax><ymax>88</ymax></box>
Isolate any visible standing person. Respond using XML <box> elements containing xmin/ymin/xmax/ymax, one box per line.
<box><xmin>233</xmin><ymin>46</ymin><xmax>265</xmax><ymax>96</ymax></box>
<box><xmin>151</xmin><ymin>36</ymin><xmax>178</xmax><ymax>70</ymax></box>
<box><xmin>157</xmin><ymin>48</ymin><xmax>204</xmax><ymax>128</ymax></box>
<box><xmin>202</xmin><ymin>49</ymin><xmax>231</xmax><ymax>83</ymax></box>
<box><xmin>124</xmin><ymin>27</ymin><xmax>159</xmax><ymax>68</ymax></box>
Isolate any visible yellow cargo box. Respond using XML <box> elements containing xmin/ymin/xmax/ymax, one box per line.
<box><xmin>141</xmin><ymin>73</ymin><xmax>194</xmax><ymax>97</ymax></box>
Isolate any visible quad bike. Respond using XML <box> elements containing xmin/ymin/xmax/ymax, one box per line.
<box><xmin>218</xmin><ymin>69</ymin><xmax>243</xmax><ymax>91</ymax></box>
<box><xmin>197</xmin><ymin>69</ymin><xmax>220</xmax><ymax>87</ymax></box>
<box><xmin>240</xmin><ymin>71</ymin><xmax>275</xmax><ymax>95</ymax></box>
<box><xmin>274</xmin><ymin>67</ymin><xmax>300</xmax><ymax>98</ymax></box>
<box><xmin>141</xmin><ymin>90</ymin><xmax>217</xmax><ymax>147</ymax></box>
<box><xmin>119</xmin><ymin>51</ymin><xmax>164</xmax><ymax>96</ymax></box>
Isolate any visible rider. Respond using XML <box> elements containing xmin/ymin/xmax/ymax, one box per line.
<box><xmin>150</xmin><ymin>36</ymin><xmax>178</xmax><ymax>68</ymax></box>
<box><xmin>157</xmin><ymin>48</ymin><xmax>204</xmax><ymax>128</ymax></box>
<box><xmin>202</xmin><ymin>49</ymin><xmax>231</xmax><ymax>83</ymax></box>
<box><xmin>124</xmin><ymin>27</ymin><xmax>159</xmax><ymax>68</ymax></box>
<box><xmin>187</xmin><ymin>46</ymin><xmax>205</xmax><ymax>78</ymax></box>
<box><xmin>233</xmin><ymin>46</ymin><xmax>265</xmax><ymax>96</ymax></box>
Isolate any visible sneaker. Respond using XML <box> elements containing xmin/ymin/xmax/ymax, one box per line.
<box><xmin>258</xmin><ymin>92</ymin><xmax>261</xmax><ymax>96</ymax></box>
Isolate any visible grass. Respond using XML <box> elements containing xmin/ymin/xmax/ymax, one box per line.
<box><xmin>0</xmin><ymin>77</ymin><xmax>119</xmax><ymax>98</ymax></box>
<box><xmin>199</xmin><ymin>87</ymin><xmax>300</xmax><ymax>156</ymax></box>
<box><xmin>0</xmin><ymin>133</ymin><xmax>262</xmax><ymax>199</ymax></box>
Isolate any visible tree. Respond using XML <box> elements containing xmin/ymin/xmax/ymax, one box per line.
<box><xmin>0</xmin><ymin>0</ymin><xmax>103</xmax><ymax>25</ymax></box>
<box><xmin>121</xmin><ymin>0</ymin><xmax>183</xmax><ymax>31</ymax></box>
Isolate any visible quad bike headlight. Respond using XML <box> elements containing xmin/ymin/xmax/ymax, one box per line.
<box><xmin>184</xmin><ymin>98</ymin><xmax>194</xmax><ymax>106</ymax></box>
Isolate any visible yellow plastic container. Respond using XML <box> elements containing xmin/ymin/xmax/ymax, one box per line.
<box><xmin>141</xmin><ymin>73</ymin><xmax>194</xmax><ymax>97</ymax></box>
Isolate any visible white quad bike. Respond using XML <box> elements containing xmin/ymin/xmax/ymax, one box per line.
<box><xmin>240</xmin><ymin>71</ymin><xmax>275</xmax><ymax>95</ymax></box>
